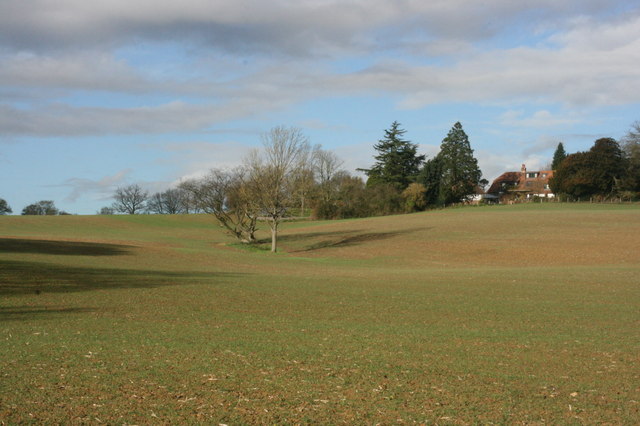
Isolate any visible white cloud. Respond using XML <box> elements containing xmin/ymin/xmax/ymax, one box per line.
<box><xmin>160</xmin><ymin>141</ymin><xmax>254</xmax><ymax>184</ymax></box>
<box><xmin>0</xmin><ymin>52</ymin><xmax>154</xmax><ymax>93</ymax></box>
<box><xmin>499</xmin><ymin>110</ymin><xmax>581</xmax><ymax>128</ymax></box>
<box><xmin>0</xmin><ymin>0</ymin><xmax>632</xmax><ymax>55</ymax></box>
<box><xmin>57</xmin><ymin>169</ymin><xmax>131</xmax><ymax>202</ymax></box>
<box><xmin>1</xmin><ymin>1</ymin><xmax>638</xmax><ymax>139</ymax></box>
<box><xmin>0</xmin><ymin>96</ymin><xmax>290</xmax><ymax>137</ymax></box>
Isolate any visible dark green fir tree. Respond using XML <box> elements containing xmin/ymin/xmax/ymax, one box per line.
<box><xmin>437</xmin><ymin>122</ymin><xmax>482</xmax><ymax>205</ymax></box>
<box><xmin>360</xmin><ymin>121</ymin><xmax>425</xmax><ymax>190</ymax></box>
<box><xmin>551</xmin><ymin>142</ymin><xmax>567</xmax><ymax>170</ymax></box>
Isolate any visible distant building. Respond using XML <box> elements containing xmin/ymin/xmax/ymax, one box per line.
<box><xmin>487</xmin><ymin>164</ymin><xmax>554</xmax><ymax>202</ymax></box>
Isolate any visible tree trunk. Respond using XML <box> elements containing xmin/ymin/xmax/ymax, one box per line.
<box><xmin>271</xmin><ymin>223</ymin><xmax>278</xmax><ymax>253</ymax></box>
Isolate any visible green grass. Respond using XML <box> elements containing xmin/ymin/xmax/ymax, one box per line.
<box><xmin>1</xmin><ymin>204</ymin><xmax>639</xmax><ymax>423</ymax></box>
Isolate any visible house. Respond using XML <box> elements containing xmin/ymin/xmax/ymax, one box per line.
<box><xmin>487</xmin><ymin>164</ymin><xmax>554</xmax><ymax>202</ymax></box>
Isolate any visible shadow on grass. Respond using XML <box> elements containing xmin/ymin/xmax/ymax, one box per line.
<box><xmin>0</xmin><ymin>259</ymin><xmax>244</xmax><ymax>297</ymax></box>
<box><xmin>0</xmin><ymin>238</ymin><xmax>132</xmax><ymax>256</ymax></box>
<box><xmin>0</xmin><ymin>305</ymin><xmax>97</xmax><ymax>321</ymax></box>
<box><xmin>276</xmin><ymin>227</ymin><xmax>428</xmax><ymax>252</ymax></box>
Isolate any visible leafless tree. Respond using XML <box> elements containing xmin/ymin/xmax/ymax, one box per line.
<box><xmin>147</xmin><ymin>188</ymin><xmax>189</xmax><ymax>214</ymax></box>
<box><xmin>313</xmin><ymin>147</ymin><xmax>344</xmax><ymax>204</ymax></box>
<box><xmin>113</xmin><ymin>184</ymin><xmax>148</xmax><ymax>214</ymax></box>
<box><xmin>291</xmin><ymin>167</ymin><xmax>315</xmax><ymax>216</ymax></box>
<box><xmin>245</xmin><ymin>126</ymin><xmax>310</xmax><ymax>252</ymax></box>
<box><xmin>179</xmin><ymin>168</ymin><xmax>257</xmax><ymax>243</ymax></box>
<box><xmin>622</xmin><ymin>120</ymin><xmax>640</xmax><ymax>159</ymax></box>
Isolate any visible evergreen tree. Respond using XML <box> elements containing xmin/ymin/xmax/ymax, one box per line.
<box><xmin>417</xmin><ymin>155</ymin><xmax>443</xmax><ymax>206</ymax></box>
<box><xmin>589</xmin><ymin>138</ymin><xmax>626</xmax><ymax>194</ymax></box>
<box><xmin>551</xmin><ymin>142</ymin><xmax>567</xmax><ymax>170</ymax></box>
<box><xmin>437</xmin><ymin>122</ymin><xmax>482</xmax><ymax>205</ymax></box>
<box><xmin>360</xmin><ymin>121</ymin><xmax>425</xmax><ymax>190</ymax></box>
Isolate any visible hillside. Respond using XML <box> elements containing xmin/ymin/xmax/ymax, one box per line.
<box><xmin>1</xmin><ymin>204</ymin><xmax>639</xmax><ymax>423</ymax></box>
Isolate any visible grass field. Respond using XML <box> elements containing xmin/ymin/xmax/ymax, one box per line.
<box><xmin>1</xmin><ymin>203</ymin><xmax>639</xmax><ymax>423</ymax></box>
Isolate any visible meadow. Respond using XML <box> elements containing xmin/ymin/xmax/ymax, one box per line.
<box><xmin>1</xmin><ymin>203</ymin><xmax>639</xmax><ymax>424</ymax></box>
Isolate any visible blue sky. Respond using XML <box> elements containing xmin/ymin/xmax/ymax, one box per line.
<box><xmin>1</xmin><ymin>0</ymin><xmax>639</xmax><ymax>214</ymax></box>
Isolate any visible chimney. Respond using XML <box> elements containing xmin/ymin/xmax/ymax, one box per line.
<box><xmin>521</xmin><ymin>164</ymin><xmax>526</xmax><ymax>174</ymax></box>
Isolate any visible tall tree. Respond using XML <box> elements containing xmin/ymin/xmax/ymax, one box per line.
<box><xmin>551</xmin><ymin>142</ymin><xmax>567</xmax><ymax>170</ymax></box>
<box><xmin>0</xmin><ymin>198</ymin><xmax>12</xmax><ymax>215</ymax></box>
<box><xmin>589</xmin><ymin>138</ymin><xmax>626</xmax><ymax>194</ymax></box>
<box><xmin>245</xmin><ymin>126</ymin><xmax>310</xmax><ymax>253</ymax></box>
<box><xmin>21</xmin><ymin>200</ymin><xmax>58</xmax><ymax>215</ymax></box>
<box><xmin>113</xmin><ymin>184</ymin><xmax>148</xmax><ymax>214</ymax></box>
<box><xmin>437</xmin><ymin>122</ymin><xmax>482</xmax><ymax>205</ymax></box>
<box><xmin>359</xmin><ymin>121</ymin><xmax>425</xmax><ymax>190</ymax></box>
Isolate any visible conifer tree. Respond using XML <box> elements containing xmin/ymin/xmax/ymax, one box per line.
<box><xmin>437</xmin><ymin>122</ymin><xmax>482</xmax><ymax>205</ymax></box>
<box><xmin>417</xmin><ymin>155</ymin><xmax>443</xmax><ymax>206</ymax></box>
<box><xmin>360</xmin><ymin>121</ymin><xmax>425</xmax><ymax>190</ymax></box>
<box><xmin>551</xmin><ymin>142</ymin><xmax>567</xmax><ymax>170</ymax></box>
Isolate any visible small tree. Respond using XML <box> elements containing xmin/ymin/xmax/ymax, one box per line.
<box><xmin>113</xmin><ymin>184</ymin><xmax>148</xmax><ymax>214</ymax></box>
<box><xmin>402</xmin><ymin>183</ymin><xmax>428</xmax><ymax>212</ymax></box>
<box><xmin>147</xmin><ymin>188</ymin><xmax>188</xmax><ymax>214</ymax></box>
<box><xmin>313</xmin><ymin>172</ymin><xmax>369</xmax><ymax>219</ymax></box>
<box><xmin>313</xmin><ymin>147</ymin><xmax>344</xmax><ymax>205</ymax></box>
<box><xmin>291</xmin><ymin>167</ymin><xmax>315</xmax><ymax>217</ymax></box>
<box><xmin>21</xmin><ymin>200</ymin><xmax>59</xmax><ymax>215</ymax></box>
<box><xmin>417</xmin><ymin>155</ymin><xmax>443</xmax><ymax>206</ymax></box>
<box><xmin>0</xmin><ymin>198</ymin><xmax>12</xmax><ymax>215</ymax></box>
<box><xmin>365</xmin><ymin>184</ymin><xmax>404</xmax><ymax>216</ymax></box>
<box><xmin>245</xmin><ymin>126</ymin><xmax>310</xmax><ymax>253</ymax></box>
<box><xmin>359</xmin><ymin>121</ymin><xmax>425</xmax><ymax>190</ymax></box>
<box><xmin>98</xmin><ymin>206</ymin><xmax>115</xmax><ymax>215</ymax></box>
<box><xmin>551</xmin><ymin>142</ymin><xmax>567</xmax><ymax>170</ymax></box>
<box><xmin>179</xmin><ymin>168</ymin><xmax>257</xmax><ymax>243</ymax></box>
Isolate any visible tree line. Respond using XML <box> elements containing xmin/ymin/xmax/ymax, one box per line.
<box><xmin>549</xmin><ymin>121</ymin><xmax>640</xmax><ymax>200</ymax></box>
<box><xmin>1</xmin><ymin>121</ymin><xmax>484</xmax><ymax>252</ymax></box>
<box><xmin>101</xmin><ymin>122</ymin><xmax>484</xmax><ymax>251</ymax></box>
<box><xmin>6</xmin><ymin>120</ymin><xmax>636</xmax><ymax>250</ymax></box>
<box><xmin>0</xmin><ymin>199</ymin><xmax>72</xmax><ymax>216</ymax></box>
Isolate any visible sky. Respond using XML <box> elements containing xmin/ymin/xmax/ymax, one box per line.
<box><xmin>1</xmin><ymin>0</ymin><xmax>639</xmax><ymax>214</ymax></box>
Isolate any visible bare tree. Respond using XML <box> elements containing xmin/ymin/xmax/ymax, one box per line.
<box><xmin>313</xmin><ymin>147</ymin><xmax>344</xmax><ymax>204</ymax></box>
<box><xmin>147</xmin><ymin>188</ymin><xmax>188</xmax><ymax>214</ymax></box>
<box><xmin>291</xmin><ymin>167</ymin><xmax>315</xmax><ymax>217</ymax></box>
<box><xmin>246</xmin><ymin>126</ymin><xmax>310</xmax><ymax>253</ymax></box>
<box><xmin>179</xmin><ymin>168</ymin><xmax>257</xmax><ymax>243</ymax></box>
<box><xmin>113</xmin><ymin>184</ymin><xmax>148</xmax><ymax>214</ymax></box>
